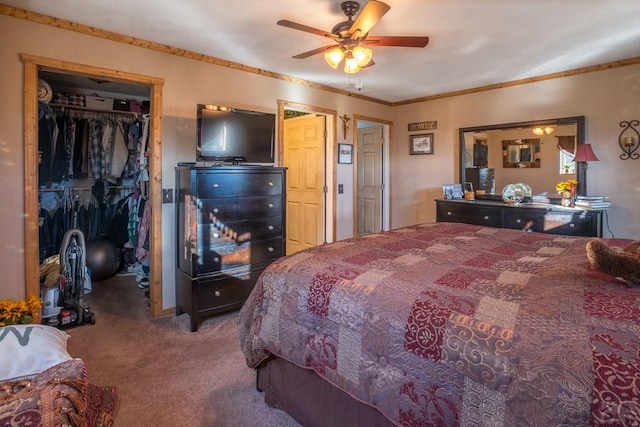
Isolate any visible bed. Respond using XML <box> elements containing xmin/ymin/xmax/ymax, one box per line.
<box><xmin>238</xmin><ymin>222</ymin><xmax>640</xmax><ymax>426</ymax></box>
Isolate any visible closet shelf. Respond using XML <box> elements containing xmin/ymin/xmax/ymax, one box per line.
<box><xmin>40</xmin><ymin>184</ymin><xmax>134</xmax><ymax>193</ymax></box>
<box><xmin>49</xmin><ymin>103</ymin><xmax>141</xmax><ymax>117</ymax></box>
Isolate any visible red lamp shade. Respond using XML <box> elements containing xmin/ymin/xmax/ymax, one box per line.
<box><xmin>574</xmin><ymin>144</ymin><xmax>599</xmax><ymax>162</ymax></box>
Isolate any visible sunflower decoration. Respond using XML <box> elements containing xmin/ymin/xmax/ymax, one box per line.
<box><xmin>556</xmin><ymin>179</ymin><xmax>578</xmax><ymax>196</ymax></box>
<box><xmin>0</xmin><ymin>295</ymin><xmax>43</xmax><ymax>326</ymax></box>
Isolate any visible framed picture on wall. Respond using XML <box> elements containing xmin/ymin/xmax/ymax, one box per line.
<box><xmin>338</xmin><ymin>143</ymin><xmax>353</xmax><ymax>164</ymax></box>
<box><xmin>410</xmin><ymin>133</ymin><xmax>434</xmax><ymax>155</ymax></box>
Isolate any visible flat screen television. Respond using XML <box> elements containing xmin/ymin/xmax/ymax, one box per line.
<box><xmin>196</xmin><ymin>104</ymin><xmax>275</xmax><ymax>164</ymax></box>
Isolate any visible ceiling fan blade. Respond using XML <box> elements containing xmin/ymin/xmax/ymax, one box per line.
<box><xmin>291</xmin><ymin>45</ymin><xmax>336</xmax><ymax>59</ymax></box>
<box><xmin>349</xmin><ymin>0</ymin><xmax>390</xmax><ymax>40</ymax></box>
<box><xmin>277</xmin><ymin>20</ymin><xmax>338</xmax><ymax>40</ymax></box>
<box><xmin>364</xmin><ymin>36</ymin><xmax>430</xmax><ymax>48</ymax></box>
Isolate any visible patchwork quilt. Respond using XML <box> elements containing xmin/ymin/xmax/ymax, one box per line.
<box><xmin>239</xmin><ymin>222</ymin><xmax>640</xmax><ymax>426</ymax></box>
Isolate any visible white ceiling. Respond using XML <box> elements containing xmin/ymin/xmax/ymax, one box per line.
<box><xmin>6</xmin><ymin>0</ymin><xmax>640</xmax><ymax>103</ymax></box>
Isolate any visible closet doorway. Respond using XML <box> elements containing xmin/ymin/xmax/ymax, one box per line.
<box><xmin>21</xmin><ymin>54</ymin><xmax>166</xmax><ymax>317</ymax></box>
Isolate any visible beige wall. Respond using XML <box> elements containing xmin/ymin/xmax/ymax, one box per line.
<box><xmin>0</xmin><ymin>15</ymin><xmax>390</xmax><ymax>301</ymax></box>
<box><xmin>391</xmin><ymin>68</ymin><xmax>640</xmax><ymax>238</ymax></box>
<box><xmin>2</xmin><ymin>13</ymin><xmax>639</xmax><ymax>303</ymax></box>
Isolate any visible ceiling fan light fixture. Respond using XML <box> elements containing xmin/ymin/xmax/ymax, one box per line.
<box><xmin>352</xmin><ymin>45</ymin><xmax>373</xmax><ymax>67</ymax></box>
<box><xmin>344</xmin><ymin>55</ymin><xmax>361</xmax><ymax>74</ymax></box>
<box><xmin>324</xmin><ymin>47</ymin><xmax>345</xmax><ymax>69</ymax></box>
<box><xmin>533</xmin><ymin>126</ymin><xmax>554</xmax><ymax>136</ymax></box>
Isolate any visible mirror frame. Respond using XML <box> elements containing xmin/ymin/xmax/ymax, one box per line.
<box><xmin>459</xmin><ymin>116</ymin><xmax>587</xmax><ymax>197</ymax></box>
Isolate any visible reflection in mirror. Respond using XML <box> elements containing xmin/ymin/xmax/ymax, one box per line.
<box><xmin>502</xmin><ymin>139</ymin><xmax>541</xmax><ymax>168</ymax></box>
<box><xmin>459</xmin><ymin>117</ymin><xmax>586</xmax><ymax>197</ymax></box>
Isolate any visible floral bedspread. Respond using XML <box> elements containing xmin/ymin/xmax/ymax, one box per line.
<box><xmin>239</xmin><ymin>222</ymin><xmax>640</xmax><ymax>426</ymax></box>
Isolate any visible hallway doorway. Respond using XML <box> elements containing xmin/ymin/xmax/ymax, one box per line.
<box><xmin>278</xmin><ymin>100</ymin><xmax>337</xmax><ymax>251</ymax></box>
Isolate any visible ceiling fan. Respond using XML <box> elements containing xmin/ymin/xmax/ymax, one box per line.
<box><xmin>277</xmin><ymin>0</ymin><xmax>429</xmax><ymax>73</ymax></box>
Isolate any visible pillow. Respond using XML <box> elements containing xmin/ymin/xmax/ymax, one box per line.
<box><xmin>586</xmin><ymin>239</ymin><xmax>640</xmax><ymax>285</ymax></box>
<box><xmin>0</xmin><ymin>324</ymin><xmax>72</xmax><ymax>381</ymax></box>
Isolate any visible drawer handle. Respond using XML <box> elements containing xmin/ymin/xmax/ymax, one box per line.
<box><xmin>516</xmin><ymin>219</ymin><xmax>521</xmax><ymax>223</ymax></box>
<box><xmin>447</xmin><ymin>211</ymin><xmax>452</xmax><ymax>216</ymax></box>
<box><xmin>212</xmin><ymin>183</ymin><xmax>219</xmax><ymax>188</ymax></box>
<box><xmin>213</xmin><ymin>257</ymin><xmax>220</xmax><ymax>263</ymax></box>
<box><xmin>483</xmin><ymin>216</ymin><xmax>489</xmax><ymax>220</ymax></box>
<box><xmin>213</xmin><ymin>208</ymin><xmax>219</xmax><ymax>214</ymax></box>
<box><xmin>213</xmin><ymin>232</ymin><xmax>220</xmax><ymax>238</ymax></box>
<box><xmin>569</xmin><ymin>223</ymin><xmax>575</xmax><ymax>228</ymax></box>
<box><xmin>268</xmin><ymin>182</ymin><xmax>274</xmax><ymax>187</ymax></box>
<box><xmin>214</xmin><ymin>290</ymin><xmax>221</xmax><ymax>297</ymax></box>
<box><xmin>267</xmin><ymin>203</ymin><xmax>274</xmax><ymax>208</ymax></box>
<box><xmin>268</xmin><ymin>225</ymin><xmax>274</xmax><ymax>231</ymax></box>
<box><xmin>268</xmin><ymin>247</ymin><xmax>274</xmax><ymax>253</ymax></box>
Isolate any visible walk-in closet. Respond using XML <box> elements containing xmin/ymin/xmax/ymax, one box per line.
<box><xmin>37</xmin><ymin>69</ymin><xmax>152</xmax><ymax>325</ymax></box>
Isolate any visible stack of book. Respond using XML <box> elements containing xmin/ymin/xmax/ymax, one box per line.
<box><xmin>574</xmin><ymin>196</ymin><xmax>611</xmax><ymax>208</ymax></box>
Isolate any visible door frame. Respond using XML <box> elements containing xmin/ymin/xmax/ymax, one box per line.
<box><xmin>21</xmin><ymin>54</ymin><xmax>166</xmax><ymax>317</ymax></box>
<box><xmin>353</xmin><ymin>115</ymin><xmax>392</xmax><ymax>236</ymax></box>
<box><xmin>277</xmin><ymin>100</ymin><xmax>336</xmax><ymax>244</ymax></box>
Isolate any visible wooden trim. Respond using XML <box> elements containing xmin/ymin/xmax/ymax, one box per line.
<box><xmin>5</xmin><ymin>5</ymin><xmax>640</xmax><ymax>106</ymax></box>
<box><xmin>3</xmin><ymin>5</ymin><xmax>385</xmax><ymax>105</ymax></box>
<box><xmin>392</xmin><ymin>57</ymin><xmax>640</xmax><ymax>106</ymax></box>
<box><xmin>20</xmin><ymin>54</ymin><xmax>165</xmax><ymax>317</ymax></box>
<box><xmin>21</xmin><ymin>53</ymin><xmax>164</xmax><ymax>86</ymax></box>
<box><xmin>23</xmin><ymin>61</ymin><xmax>40</xmax><ymax>299</ymax></box>
<box><xmin>148</xmin><ymin>82</ymin><xmax>163</xmax><ymax>317</ymax></box>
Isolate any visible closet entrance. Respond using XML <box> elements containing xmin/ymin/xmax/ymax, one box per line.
<box><xmin>22</xmin><ymin>54</ymin><xmax>165</xmax><ymax>317</ymax></box>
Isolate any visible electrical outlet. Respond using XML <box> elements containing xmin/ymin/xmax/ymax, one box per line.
<box><xmin>338</xmin><ymin>184</ymin><xmax>344</xmax><ymax>194</ymax></box>
<box><xmin>162</xmin><ymin>189</ymin><xmax>173</xmax><ymax>203</ymax></box>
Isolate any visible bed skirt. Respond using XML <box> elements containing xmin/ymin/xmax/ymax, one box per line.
<box><xmin>257</xmin><ymin>356</ymin><xmax>395</xmax><ymax>427</ymax></box>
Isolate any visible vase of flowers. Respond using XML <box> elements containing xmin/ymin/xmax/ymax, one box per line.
<box><xmin>556</xmin><ymin>179</ymin><xmax>578</xmax><ymax>207</ymax></box>
<box><xmin>0</xmin><ymin>295</ymin><xmax>43</xmax><ymax>326</ymax></box>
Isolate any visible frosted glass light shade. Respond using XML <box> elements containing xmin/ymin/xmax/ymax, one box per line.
<box><xmin>324</xmin><ymin>48</ymin><xmax>344</xmax><ymax>69</ymax></box>
<box><xmin>532</xmin><ymin>126</ymin><xmax>554</xmax><ymax>136</ymax></box>
<box><xmin>344</xmin><ymin>57</ymin><xmax>361</xmax><ymax>74</ymax></box>
<box><xmin>352</xmin><ymin>46</ymin><xmax>373</xmax><ymax>67</ymax></box>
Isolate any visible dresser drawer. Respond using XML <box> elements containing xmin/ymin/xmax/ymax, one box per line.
<box><xmin>502</xmin><ymin>208</ymin><xmax>546</xmax><ymax>232</ymax></box>
<box><xmin>197</xmin><ymin>172</ymin><xmax>283</xmax><ymax>198</ymax></box>
<box><xmin>196</xmin><ymin>217</ymin><xmax>283</xmax><ymax>248</ymax></box>
<box><xmin>437</xmin><ymin>202</ymin><xmax>501</xmax><ymax>228</ymax></box>
<box><xmin>195</xmin><ymin>237</ymin><xmax>284</xmax><ymax>276</ymax></box>
<box><xmin>196</xmin><ymin>270</ymin><xmax>264</xmax><ymax>313</ymax></box>
<box><xmin>198</xmin><ymin>196</ymin><xmax>282</xmax><ymax>221</ymax></box>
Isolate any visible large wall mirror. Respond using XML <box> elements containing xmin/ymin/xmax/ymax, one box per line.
<box><xmin>459</xmin><ymin>116</ymin><xmax>587</xmax><ymax>197</ymax></box>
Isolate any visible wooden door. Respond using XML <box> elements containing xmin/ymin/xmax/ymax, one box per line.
<box><xmin>283</xmin><ymin>115</ymin><xmax>326</xmax><ymax>254</ymax></box>
<box><xmin>357</xmin><ymin>125</ymin><xmax>383</xmax><ymax>235</ymax></box>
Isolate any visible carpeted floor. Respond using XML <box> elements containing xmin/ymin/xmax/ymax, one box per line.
<box><xmin>66</xmin><ymin>274</ymin><xmax>301</xmax><ymax>427</ymax></box>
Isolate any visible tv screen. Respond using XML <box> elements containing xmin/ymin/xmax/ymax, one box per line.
<box><xmin>196</xmin><ymin>104</ymin><xmax>275</xmax><ymax>164</ymax></box>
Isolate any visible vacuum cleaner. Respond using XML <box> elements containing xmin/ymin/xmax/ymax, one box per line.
<box><xmin>42</xmin><ymin>196</ymin><xmax>95</xmax><ymax>329</ymax></box>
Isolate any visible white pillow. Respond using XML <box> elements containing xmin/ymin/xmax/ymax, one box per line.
<box><xmin>0</xmin><ymin>324</ymin><xmax>72</xmax><ymax>381</ymax></box>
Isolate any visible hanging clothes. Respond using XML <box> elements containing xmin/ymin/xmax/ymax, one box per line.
<box><xmin>37</xmin><ymin>105</ymin><xmax>151</xmax><ymax>267</ymax></box>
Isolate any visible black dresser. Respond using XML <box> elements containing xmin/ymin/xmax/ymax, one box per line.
<box><xmin>436</xmin><ymin>199</ymin><xmax>604</xmax><ymax>237</ymax></box>
<box><xmin>175</xmin><ymin>165</ymin><xmax>286</xmax><ymax>331</ymax></box>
